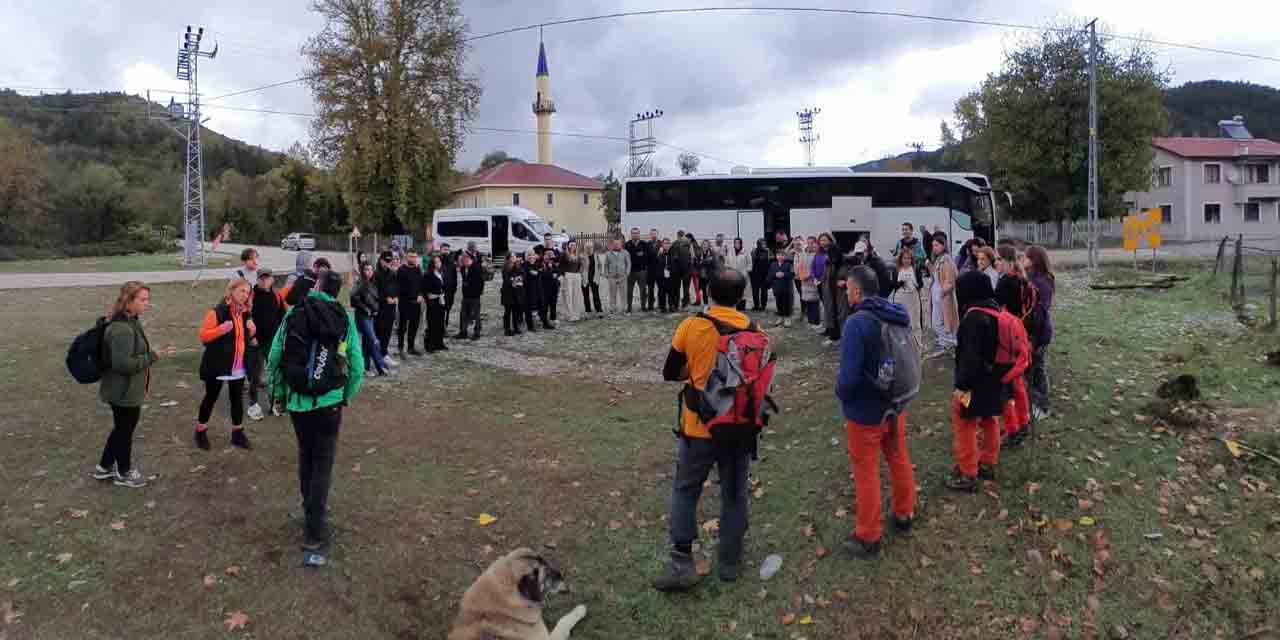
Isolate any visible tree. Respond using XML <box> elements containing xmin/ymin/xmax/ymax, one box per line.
<box><xmin>303</xmin><ymin>0</ymin><xmax>481</xmax><ymax>234</ymax></box>
<box><xmin>597</xmin><ymin>171</ymin><xmax>621</xmax><ymax>231</ymax></box>
<box><xmin>63</xmin><ymin>162</ymin><xmax>128</xmax><ymax>243</ymax></box>
<box><xmin>0</xmin><ymin>118</ymin><xmax>52</xmax><ymax>245</ymax></box>
<box><xmin>677</xmin><ymin>152</ymin><xmax>700</xmax><ymax>176</ymax></box>
<box><xmin>950</xmin><ymin>20</ymin><xmax>1168</xmax><ymax>225</ymax></box>
<box><xmin>479</xmin><ymin>150</ymin><xmax>522</xmax><ymax>172</ymax></box>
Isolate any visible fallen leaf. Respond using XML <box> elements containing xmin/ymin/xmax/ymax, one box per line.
<box><xmin>1054</xmin><ymin>519</ymin><xmax>1074</xmax><ymax>532</ymax></box>
<box><xmin>833</xmin><ymin>590</ymin><xmax>850</xmax><ymax>600</ymax></box>
<box><xmin>1248</xmin><ymin>567</ymin><xmax>1265</xmax><ymax>580</ymax></box>
<box><xmin>1224</xmin><ymin>439</ymin><xmax>1243</xmax><ymax>458</ymax></box>
<box><xmin>799</xmin><ymin>614</ymin><xmax>814</xmax><ymax>625</ymax></box>
<box><xmin>224</xmin><ymin>610</ymin><xmax>250</xmax><ymax>631</ymax></box>
<box><xmin>816</xmin><ymin>596</ymin><xmax>831</xmax><ymax>608</ymax></box>
<box><xmin>351</xmin><ymin>463</ymin><xmax>361</xmax><ymax>474</ymax></box>
<box><xmin>1079</xmin><ymin>516</ymin><xmax>1096</xmax><ymax>527</ymax></box>
<box><xmin>68</xmin><ymin>509</ymin><xmax>89</xmax><ymax>519</ymax></box>
<box><xmin>782</xmin><ymin>613</ymin><xmax>796</xmax><ymax>626</ymax></box>
<box><xmin>607</xmin><ymin>520</ymin><xmax>623</xmax><ymax>531</ymax></box>
<box><xmin>224</xmin><ymin>566</ymin><xmax>241</xmax><ymax>578</ymax></box>
<box><xmin>1078</xmin><ymin>499</ymin><xmax>1094</xmax><ymax>510</ymax></box>
<box><xmin>2</xmin><ymin>600</ymin><xmax>21</xmax><ymax>625</ymax></box>
<box><xmin>802</xmin><ymin>523</ymin><xmax>816</xmax><ymax>538</ymax></box>
<box><xmin>702</xmin><ymin>519</ymin><xmax>720</xmax><ymax>535</ymax></box>
<box><xmin>109</xmin><ymin>520</ymin><xmax>126</xmax><ymax>531</ymax></box>
<box><xmin>202</xmin><ymin>575</ymin><xmax>217</xmax><ymax>589</ymax></box>
<box><xmin>834</xmin><ymin>508</ymin><xmax>847</xmax><ymax>519</ymax></box>
<box><xmin>815</xmin><ymin>546</ymin><xmax>828</xmax><ymax>559</ymax></box>
<box><xmin>1027</xmin><ymin>482</ymin><xmax>1042</xmax><ymax>495</ymax></box>
<box><xmin>752</xmin><ymin>487</ymin><xmax>765</xmax><ymax>499</ymax></box>
<box><xmin>512</xmin><ymin>413</ymin><xmax>526</xmax><ymax>420</ymax></box>
<box><xmin>476</xmin><ymin>513</ymin><xmax>497</xmax><ymax>527</ymax></box>
<box><xmin>1049</xmin><ymin>569</ymin><xmax>1065</xmax><ymax>583</ymax></box>
<box><xmin>756</xmin><ymin>588</ymin><xmax>768</xmax><ymax>601</ymax></box>
<box><xmin>920</xmin><ymin>556</ymin><xmax>935</xmax><ymax>568</ymax></box>
<box><xmin>694</xmin><ymin>557</ymin><xmax>711</xmax><ymax>576</ymax></box>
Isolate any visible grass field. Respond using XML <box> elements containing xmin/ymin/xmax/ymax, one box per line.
<box><xmin>0</xmin><ymin>253</ymin><xmax>241</xmax><ymax>274</ymax></box>
<box><xmin>0</xmin><ymin>264</ymin><xmax>1277</xmax><ymax>639</ymax></box>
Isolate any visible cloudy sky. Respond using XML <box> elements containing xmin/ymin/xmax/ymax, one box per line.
<box><xmin>5</xmin><ymin>0</ymin><xmax>1280</xmax><ymax>178</ymax></box>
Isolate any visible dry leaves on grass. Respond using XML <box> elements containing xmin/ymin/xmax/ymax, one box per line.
<box><xmin>68</xmin><ymin>509</ymin><xmax>88</xmax><ymax>519</ymax></box>
<box><xmin>109</xmin><ymin>520</ymin><xmax>126</xmax><ymax>531</ymax></box>
<box><xmin>2</xmin><ymin>600</ymin><xmax>21</xmax><ymax>625</ymax></box>
<box><xmin>202</xmin><ymin>575</ymin><xmax>218</xmax><ymax>590</ymax></box>
<box><xmin>476</xmin><ymin>513</ymin><xmax>497</xmax><ymax>527</ymax></box>
<box><xmin>223</xmin><ymin>610</ymin><xmax>250</xmax><ymax>631</ymax></box>
<box><xmin>224</xmin><ymin>566</ymin><xmax>241</xmax><ymax>578</ymax></box>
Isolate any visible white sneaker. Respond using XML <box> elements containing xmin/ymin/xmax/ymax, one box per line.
<box><xmin>114</xmin><ymin>468</ymin><xmax>147</xmax><ymax>489</ymax></box>
<box><xmin>246</xmin><ymin>403</ymin><xmax>264</xmax><ymax>421</ymax></box>
<box><xmin>383</xmin><ymin>356</ymin><xmax>399</xmax><ymax>367</ymax></box>
<box><xmin>92</xmin><ymin>464</ymin><xmax>115</xmax><ymax>480</ymax></box>
<box><xmin>271</xmin><ymin>404</ymin><xmax>283</xmax><ymax>417</ymax></box>
<box><xmin>783</xmin><ymin>319</ymin><xmax>793</xmax><ymax>328</ymax></box>
<box><xmin>823</xmin><ymin>339</ymin><xmax>839</xmax><ymax>348</ymax></box>
<box><xmin>811</xmin><ymin>324</ymin><xmax>825</xmax><ymax>333</ymax></box>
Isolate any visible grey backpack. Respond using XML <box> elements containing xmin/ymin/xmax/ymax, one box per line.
<box><xmin>854</xmin><ymin>310</ymin><xmax>921</xmax><ymax>422</ymax></box>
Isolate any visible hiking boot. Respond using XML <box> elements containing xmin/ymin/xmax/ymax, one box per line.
<box><xmin>231</xmin><ymin>429</ymin><xmax>252</xmax><ymax>450</ymax></box>
<box><xmin>651</xmin><ymin>550</ymin><xmax>701</xmax><ymax>592</ymax></box>
<box><xmin>246</xmin><ymin>403</ymin><xmax>264</xmax><ymax>421</ymax></box>
<box><xmin>945</xmin><ymin>468</ymin><xmax>978</xmax><ymax>493</ymax></box>
<box><xmin>194</xmin><ymin>429</ymin><xmax>211</xmax><ymax>451</ymax></box>
<box><xmin>92</xmin><ymin>464</ymin><xmax>115</xmax><ymax>481</ymax></box>
<box><xmin>114</xmin><ymin>468</ymin><xmax>147</xmax><ymax>489</ymax></box>
<box><xmin>843</xmin><ymin>535</ymin><xmax>882</xmax><ymax>559</ymax></box>
<box><xmin>891</xmin><ymin>516</ymin><xmax>914</xmax><ymax>538</ymax></box>
<box><xmin>977</xmin><ymin>463</ymin><xmax>997</xmax><ymax>482</ymax></box>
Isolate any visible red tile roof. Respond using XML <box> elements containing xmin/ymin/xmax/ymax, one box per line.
<box><xmin>1153</xmin><ymin>137</ymin><xmax>1280</xmax><ymax>158</ymax></box>
<box><xmin>455</xmin><ymin>161</ymin><xmax>603</xmax><ymax>191</ymax></box>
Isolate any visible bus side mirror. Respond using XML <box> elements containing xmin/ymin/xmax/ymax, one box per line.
<box><xmin>1004</xmin><ymin>192</ymin><xmax>1014</xmax><ymax>208</ymax></box>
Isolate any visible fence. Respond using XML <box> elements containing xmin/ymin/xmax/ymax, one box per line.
<box><xmin>1210</xmin><ymin>234</ymin><xmax>1279</xmax><ymax>330</ymax></box>
<box><xmin>997</xmin><ymin>219</ymin><xmax>1124</xmax><ymax>247</ymax></box>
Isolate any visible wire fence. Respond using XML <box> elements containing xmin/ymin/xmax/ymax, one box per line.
<box><xmin>1210</xmin><ymin>234</ymin><xmax>1279</xmax><ymax>330</ymax></box>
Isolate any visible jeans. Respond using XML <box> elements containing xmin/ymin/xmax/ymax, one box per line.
<box><xmin>606</xmin><ymin>275</ymin><xmax>625</xmax><ymax>312</ymax></box>
<box><xmin>292</xmin><ymin>406</ymin><xmax>341</xmax><ymax>550</ymax></box>
<box><xmin>244</xmin><ymin>345</ymin><xmax>263</xmax><ymax>405</ymax></box>
<box><xmin>355</xmin><ymin>313</ymin><xmax>387</xmax><ymax>374</ymax></box>
<box><xmin>459</xmin><ymin>298</ymin><xmax>482</xmax><ymax>336</ymax></box>
<box><xmin>198</xmin><ymin>378</ymin><xmax>244</xmax><ymax>427</ymax></box>
<box><xmin>668</xmin><ymin>437</ymin><xmax>750</xmax><ymax>569</ymax></box>
<box><xmin>398</xmin><ymin>301</ymin><xmax>421</xmax><ymax>351</ymax></box>
<box><xmin>100</xmin><ymin>404</ymin><xmax>141</xmax><ymax>474</ymax></box>
<box><xmin>1028</xmin><ymin>346</ymin><xmax>1050</xmax><ymax>413</ymax></box>
<box><xmin>627</xmin><ymin>272</ymin><xmax>646</xmax><ymax>311</ymax></box>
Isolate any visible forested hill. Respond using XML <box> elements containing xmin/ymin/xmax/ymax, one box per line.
<box><xmin>1165</xmin><ymin>80</ymin><xmax>1280</xmax><ymax>139</ymax></box>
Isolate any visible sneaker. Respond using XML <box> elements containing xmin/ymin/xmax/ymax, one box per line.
<box><xmin>194</xmin><ymin>429</ymin><xmax>211</xmax><ymax>451</ymax></box>
<box><xmin>651</xmin><ymin>551</ymin><xmax>701</xmax><ymax>592</ymax></box>
<box><xmin>92</xmin><ymin>464</ymin><xmax>115</xmax><ymax>480</ymax></box>
<box><xmin>302</xmin><ymin>551</ymin><xmax>327</xmax><ymax>568</ymax></box>
<box><xmin>114</xmin><ymin>468</ymin><xmax>147</xmax><ymax>488</ymax></box>
<box><xmin>365</xmin><ymin>369</ymin><xmax>378</xmax><ymax>378</ymax></box>
<box><xmin>1032</xmin><ymin>407</ymin><xmax>1050</xmax><ymax>422</ymax></box>
<box><xmin>811</xmin><ymin>324</ymin><xmax>825</xmax><ymax>333</ymax></box>
<box><xmin>945</xmin><ymin>468</ymin><xmax>978</xmax><ymax>493</ymax></box>
<box><xmin>271</xmin><ymin>404</ymin><xmax>283</xmax><ymax>417</ymax></box>
<box><xmin>823</xmin><ymin>339</ymin><xmax>839</xmax><ymax>348</ymax></box>
<box><xmin>383</xmin><ymin>356</ymin><xmax>399</xmax><ymax>368</ymax></box>
<box><xmin>246</xmin><ymin>403</ymin><xmax>264</xmax><ymax>421</ymax></box>
<box><xmin>231</xmin><ymin>429</ymin><xmax>252</xmax><ymax>450</ymax></box>
<box><xmin>783</xmin><ymin>319</ymin><xmax>793</xmax><ymax>328</ymax></box>
<box><xmin>977</xmin><ymin>463</ymin><xmax>997</xmax><ymax>481</ymax></box>
<box><xmin>843</xmin><ymin>535</ymin><xmax>882</xmax><ymax>559</ymax></box>
<box><xmin>892</xmin><ymin>516</ymin><xmax>914</xmax><ymax>538</ymax></box>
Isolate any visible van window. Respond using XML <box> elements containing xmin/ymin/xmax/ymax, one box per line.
<box><xmin>437</xmin><ymin>220</ymin><xmax>488</xmax><ymax>238</ymax></box>
<box><xmin>512</xmin><ymin>222</ymin><xmax>538</xmax><ymax>241</ymax></box>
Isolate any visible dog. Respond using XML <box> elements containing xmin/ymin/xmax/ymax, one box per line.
<box><xmin>447</xmin><ymin>548</ymin><xmax>588</xmax><ymax>640</ymax></box>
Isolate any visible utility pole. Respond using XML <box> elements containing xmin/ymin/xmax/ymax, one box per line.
<box><xmin>1087</xmin><ymin>18</ymin><xmax>1099</xmax><ymax>269</ymax></box>
<box><xmin>629</xmin><ymin>110</ymin><xmax>662</xmax><ymax>177</ymax></box>
<box><xmin>157</xmin><ymin>25</ymin><xmax>218</xmax><ymax>267</ymax></box>
<box><xmin>909</xmin><ymin>141</ymin><xmax>926</xmax><ymax>170</ymax></box>
<box><xmin>797</xmin><ymin>107</ymin><xmax>820</xmax><ymax>167</ymax></box>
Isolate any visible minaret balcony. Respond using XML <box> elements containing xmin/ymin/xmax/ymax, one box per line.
<box><xmin>532</xmin><ymin>99</ymin><xmax>557</xmax><ymax>114</ymax></box>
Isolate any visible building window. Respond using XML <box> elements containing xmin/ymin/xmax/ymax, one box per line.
<box><xmin>512</xmin><ymin>192</ymin><xmax>520</xmax><ymax>206</ymax></box>
<box><xmin>583</xmin><ymin>193</ymin><xmax>589</xmax><ymax>205</ymax></box>
<box><xmin>546</xmin><ymin>192</ymin><xmax>554</xmax><ymax>206</ymax></box>
<box><xmin>1124</xmin><ymin>201</ymin><xmax>1136</xmax><ymax>214</ymax></box>
<box><xmin>1203</xmin><ymin>163</ymin><xmax>1221</xmax><ymax>184</ymax></box>
<box><xmin>1160</xmin><ymin>204</ymin><xmax>1172</xmax><ymax>224</ymax></box>
<box><xmin>1245</xmin><ymin>202</ymin><xmax>1261</xmax><ymax>223</ymax></box>
<box><xmin>1156</xmin><ymin>166</ymin><xmax>1172</xmax><ymax>188</ymax></box>
<box><xmin>1246</xmin><ymin>164</ymin><xmax>1271</xmax><ymax>184</ymax></box>
<box><xmin>1203</xmin><ymin>203</ymin><xmax>1221</xmax><ymax>224</ymax></box>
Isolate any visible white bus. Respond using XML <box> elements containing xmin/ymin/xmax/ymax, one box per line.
<box><xmin>621</xmin><ymin>168</ymin><xmax>997</xmax><ymax>254</ymax></box>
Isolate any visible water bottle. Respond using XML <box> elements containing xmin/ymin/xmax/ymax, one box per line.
<box><xmin>879</xmin><ymin>356</ymin><xmax>896</xmax><ymax>385</ymax></box>
<box><xmin>759</xmin><ymin>554</ymin><xmax>783</xmax><ymax>580</ymax></box>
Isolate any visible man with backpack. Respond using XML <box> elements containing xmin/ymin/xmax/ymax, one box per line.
<box><xmin>836</xmin><ymin>265</ymin><xmax>919</xmax><ymax>559</ymax></box>
<box><xmin>266</xmin><ymin>271</ymin><xmax>364</xmax><ymax>568</ymax></box>
<box><xmin>946</xmin><ymin>271</ymin><xmax>1030</xmax><ymax>492</ymax></box>
<box><xmin>653</xmin><ymin>268</ymin><xmax>777</xmax><ymax>591</ymax></box>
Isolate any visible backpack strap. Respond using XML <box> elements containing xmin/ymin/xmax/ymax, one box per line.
<box><xmin>695</xmin><ymin>312</ymin><xmax>756</xmax><ymax>336</ymax></box>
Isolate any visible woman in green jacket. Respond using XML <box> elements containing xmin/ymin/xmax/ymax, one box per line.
<box><xmin>95</xmin><ymin>282</ymin><xmax>175</xmax><ymax>488</ymax></box>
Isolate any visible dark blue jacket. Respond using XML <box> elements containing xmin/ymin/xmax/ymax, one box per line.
<box><xmin>836</xmin><ymin>296</ymin><xmax>911</xmax><ymax>425</ymax></box>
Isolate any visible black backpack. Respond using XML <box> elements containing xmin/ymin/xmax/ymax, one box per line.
<box><xmin>281</xmin><ymin>297</ymin><xmax>350</xmax><ymax>404</ymax></box>
<box><xmin>67</xmin><ymin>317</ymin><xmax>111</xmax><ymax>384</ymax></box>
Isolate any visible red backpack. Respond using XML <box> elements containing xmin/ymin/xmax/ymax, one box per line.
<box><xmin>681</xmin><ymin>314</ymin><xmax>779</xmax><ymax>447</ymax></box>
<box><xmin>966</xmin><ymin>306</ymin><xmax>1031</xmax><ymax>383</ymax></box>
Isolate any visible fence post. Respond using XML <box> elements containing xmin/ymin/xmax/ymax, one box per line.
<box><xmin>1232</xmin><ymin>235</ymin><xmax>1245</xmax><ymax>306</ymax></box>
<box><xmin>1212</xmin><ymin>235</ymin><xmax>1228</xmax><ymax>278</ymax></box>
<box><xmin>1270</xmin><ymin>258</ymin><xmax>1278</xmax><ymax>331</ymax></box>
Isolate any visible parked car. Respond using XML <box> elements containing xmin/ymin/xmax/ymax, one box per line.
<box><xmin>281</xmin><ymin>232</ymin><xmax>316</xmax><ymax>251</ymax></box>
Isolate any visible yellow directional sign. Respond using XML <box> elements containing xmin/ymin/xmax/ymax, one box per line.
<box><xmin>1122</xmin><ymin>208</ymin><xmax>1163</xmax><ymax>251</ymax></box>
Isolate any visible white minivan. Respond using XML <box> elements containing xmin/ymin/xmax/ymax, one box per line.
<box><xmin>431</xmin><ymin>206</ymin><xmax>569</xmax><ymax>257</ymax></box>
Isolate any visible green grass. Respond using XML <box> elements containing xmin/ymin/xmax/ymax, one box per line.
<box><xmin>1</xmin><ymin>266</ymin><xmax>1278</xmax><ymax>639</ymax></box>
<box><xmin>0</xmin><ymin>253</ymin><xmax>229</xmax><ymax>274</ymax></box>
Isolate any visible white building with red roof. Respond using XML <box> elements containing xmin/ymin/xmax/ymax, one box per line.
<box><xmin>448</xmin><ymin>40</ymin><xmax>606</xmax><ymax>233</ymax></box>
<box><xmin>1125</xmin><ymin>116</ymin><xmax>1280</xmax><ymax>240</ymax></box>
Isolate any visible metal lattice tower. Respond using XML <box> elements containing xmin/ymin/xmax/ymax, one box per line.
<box><xmin>175</xmin><ymin>26</ymin><xmax>217</xmax><ymax>266</ymax></box>
<box><xmin>629</xmin><ymin>110</ymin><xmax>662</xmax><ymax>177</ymax></box>
<box><xmin>797</xmin><ymin>107</ymin><xmax>820</xmax><ymax>167</ymax></box>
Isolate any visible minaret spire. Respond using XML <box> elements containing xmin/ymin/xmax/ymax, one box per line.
<box><xmin>532</xmin><ymin>31</ymin><xmax>555</xmax><ymax>164</ymax></box>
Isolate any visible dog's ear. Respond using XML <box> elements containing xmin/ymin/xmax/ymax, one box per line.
<box><xmin>517</xmin><ymin>568</ymin><xmax>543</xmax><ymax>603</ymax></box>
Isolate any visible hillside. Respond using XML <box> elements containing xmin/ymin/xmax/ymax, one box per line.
<box><xmin>1164</xmin><ymin>80</ymin><xmax>1280</xmax><ymax>139</ymax></box>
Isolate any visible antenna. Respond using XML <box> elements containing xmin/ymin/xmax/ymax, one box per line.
<box><xmin>629</xmin><ymin>109</ymin><xmax>663</xmax><ymax>177</ymax></box>
<box><xmin>797</xmin><ymin>107</ymin><xmax>820</xmax><ymax>167</ymax></box>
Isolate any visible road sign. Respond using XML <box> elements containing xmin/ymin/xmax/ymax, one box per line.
<box><xmin>1122</xmin><ymin>208</ymin><xmax>1163</xmax><ymax>251</ymax></box>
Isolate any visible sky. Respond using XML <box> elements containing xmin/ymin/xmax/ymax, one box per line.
<box><xmin>4</xmin><ymin>0</ymin><xmax>1280</xmax><ymax>179</ymax></box>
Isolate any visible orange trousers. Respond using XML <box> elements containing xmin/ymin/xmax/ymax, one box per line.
<box><xmin>845</xmin><ymin>415</ymin><xmax>916</xmax><ymax>544</ymax></box>
<box><xmin>952</xmin><ymin>398</ymin><xmax>1000</xmax><ymax>478</ymax></box>
<box><xmin>1002</xmin><ymin>377</ymin><xmax>1031</xmax><ymax>437</ymax></box>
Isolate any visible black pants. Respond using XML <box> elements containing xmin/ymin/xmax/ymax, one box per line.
<box><xmin>375</xmin><ymin>301</ymin><xmax>397</xmax><ymax>351</ymax></box>
<box><xmin>772</xmin><ymin>284</ymin><xmax>794</xmax><ymax>318</ymax></box>
<box><xmin>198</xmin><ymin>378</ymin><xmax>244</xmax><ymax>427</ymax></box>
<box><xmin>645</xmin><ymin>276</ymin><xmax>659</xmax><ymax>310</ymax></box>
<box><xmin>244</xmin><ymin>346</ymin><xmax>263</xmax><ymax>405</ymax></box>
<box><xmin>673</xmin><ymin>270</ymin><xmax>691</xmax><ymax>307</ymax></box>
<box><xmin>398</xmin><ymin>301</ymin><xmax>421</xmax><ymax>351</ymax></box>
<box><xmin>803</xmin><ymin>300</ymin><xmax>822</xmax><ymax>325</ymax></box>
<box><xmin>443</xmin><ymin>290</ymin><xmax>456</xmax><ymax>328</ymax></box>
<box><xmin>627</xmin><ymin>272</ymin><xmax>647</xmax><ymax>311</ymax></box>
<box><xmin>582</xmin><ymin>283</ymin><xmax>602</xmax><ymax>313</ymax></box>
<box><xmin>425</xmin><ymin>300</ymin><xmax>446</xmax><ymax>350</ymax></box>
<box><xmin>459</xmin><ymin>298</ymin><xmax>481</xmax><ymax>336</ymax></box>
<box><xmin>100</xmin><ymin>404</ymin><xmax>141</xmax><ymax>474</ymax></box>
<box><xmin>669</xmin><ymin>437</ymin><xmax>750</xmax><ymax>569</ymax></box>
<box><xmin>750</xmin><ymin>276</ymin><xmax>768</xmax><ymax>310</ymax></box>
<box><xmin>544</xmin><ymin>286</ymin><xmax>559</xmax><ymax>321</ymax></box>
<box><xmin>291</xmin><ymin>406</ymin><xmax>341</xmax><ymax>550</ymax></box>
<box><xmin>504</xmin><ymin>304</ymin><xmax>523</xmax><ymax>332</ymax></box>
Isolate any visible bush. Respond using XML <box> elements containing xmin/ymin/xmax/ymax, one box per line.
<box><xmin>0</xmin><ymin>235</ymin><xmax>169</xmax><ymax>261</ymax></box>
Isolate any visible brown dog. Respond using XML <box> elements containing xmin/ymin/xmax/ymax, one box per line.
<box><xmin>447</xmin><ymin>548</ymin><xmax>587</xmax><ymax>640</ymax></box>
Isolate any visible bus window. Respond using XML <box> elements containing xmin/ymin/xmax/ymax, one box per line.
<box><xmin>912</xmin><ymin>180</ymin><xmax>945</xmax><ymax>207</ymax></box>
<box><xmin>951</xmin><ymin>210</ymin><xmax>972</xmax><ymax>231</ymax></box>
<box><xmin>969</xmin><ymin>191</ymin><xmax>994</xmax><ymax>227</ymax></box>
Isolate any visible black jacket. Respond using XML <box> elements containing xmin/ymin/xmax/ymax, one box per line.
<box><xmin>397</xmin><ymin>263</ymin><xmax>425</xmax><ymax>301</ymax></box>
<box><xmin>441</xmin><ymin>253</ymin><xmax>459</xmax><ymax>292</ymax></box>
<box><xmin>501</xmin><ymin>268</ymin><xmax>525</xmax><ymax>307</ymax></box>
<box><xmin>995</xmin><ymin>274</ymin><xmax>1025</xmax><ymax>317</ymax></box>
<box><xmin>461</xmin><ymin>262</ymin><xmax>486</xmax><ymax>299</ymax></box>
<box><xmin>350</xmin><ymin>279</ymin><xmax>380</xmax><ymax>317</ymax></box>
<box><xmin>954</xmin><ymin>271</ymin><xmax>1009</xmax><ymax>419</ymax></box>
<box><xmin>624</xmin><ymin>240</ymin><xmax>649</xmax><ymax>274</ymax></box>
<box><xmin>750</xmin><ymin>246</ymin><xmax>772</xmax><ymax>280</ymax></box>
<box><xmin>540</xmin><ymin>255</ymin><xmax>561</xmax><ymax>296</ymax></box>
<box><xmin>375</xmin><ymin>265</ymin><xmax>400</xmax><ymax>303</ymax></box>
<box><xmin>424</xmin><ymin>270</ymin><xmax>445</xmax><ymax>306</ymax></box>
<box><xmin>285</xmin><ymin>271</ymin><xmax>316</xmax><ymax>307</ymax></box>
<box><xmin>199</xmin><ymin>302</ymin><xmax>250</xmax><ymax>382</ymax></box>
<box><xmin>648</xmin><ymin>248</ymin><xmax>669</xmax><ymax>278</ymax></box>
<box><xmin>250</xmin><ymin>287</ymin><xmax>286</xmax><ymax>348</ymax></box>
<box><xmin>523</xmin><ymin>263</ymin><xmax>545</xmax><ymax>308</ymax></box>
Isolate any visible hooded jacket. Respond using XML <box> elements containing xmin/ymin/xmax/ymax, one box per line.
<box><xmin>266</xmin><ymin>290</ymin><xmax>364</xmax><ymax>413</ymax></box>
<box><xmin>251</xmin><ymin>286</ymin><xmax>286</xmax><ymax>348</ymax></box>
<box><xmin>461</xmin><ymin>261</ymin><xmax>486</xmax><ymax>299</ymax></box>
<box><xmin>287</xmin><ymin>251</ymin><xmax>312</xmax><ymax>287</ymax></box>
<box><xmin>397</xmin><ymin>262</ymin><xmax>425</xmax><ymax>301</ymax></box>
<box><xmin>954</xmin><ymin>271</ymin><xmax>1007</xmax><ymax>418</ymax></box>
<box><xmin>836</xmin><ymin>296</ymin><xmax>912</xmax><ymax>425</ymax></box>
<box><xmin>99</xmin><ymin>314</ymin><xmax>155</xmax><ymax>408</ymax></box>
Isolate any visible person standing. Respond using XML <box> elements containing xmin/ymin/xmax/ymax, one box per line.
<box><xmin>688</xmin><ymin>235</ymin><xmax>704</xmax><ymax>306</ymax></box>
<box><xmin>195</xmin><ymin>279</ymin><xmax>256</xmax><ymax>451</ymax></box>
<box><xmin>809</xmin><ymin>236</ymin><xmax>830</xmax><ymax>330</ymax></box>
<box><xmin>374</xmin><ymin>252</ymin><xmax>400</xmax><ymax>358</ymax></box>
<box><xmin>796</xmin><ymin>237</ymin><xmax>819</xmax><ymax>327</ymax></box>
<box><xmin>1023</xmin><ymin>246</ymin><xmax>1055</xmax><ymax>422</ymax></box>
<box><xmin>540</xmin><ymin>247</ymin><xmax>560</xmax><ymax>327</ymax></box>
<box><xmin>836</xmin><ymin>266</ymin><xmax>917</xmax><ymax>558</ymax></box>
<box><xmin>653</xmin><ymin>238</ymin><xmax>675</xmax><ymax>313</ymax></box>
<box><xmin>644</xmin><ymin>229</ymin><xmax>663</xmax><ymax>312</ymax></box>
<box><xmin>521</xmin><ymin>250</ymin><xmax>547</xmax><ymax>331</ymax></box>
<box><xmin>582</xmin><ymin>241</ymin><xmax>604</xmax><ymax>317</ymax></box>
<box><xmin>892</xmin><ymin>250</ymin><xmax>926</xmax><ymax>351</ymax></box>
<box><xmin>767</xmin><ymin>248</ymin><xmax>795</xmax><ymax>327</ymax></box>
<box><xmin>995</xmin><ymin>245</ymin><xmax>1032</xmax><ymax>446</ymax></box>
<box><xmin>440</xmin><ymin>243</ymin><xmax>459</xmax><ymax>330</ymax></box>
<box><xmin>248</xmin><ymin>270</ymin><xmax>286</xmax><ymax>418</ymax></box>
<box><xmin>946</xmin><ymin>271</ymin><xmax>1006</xmax><ymax>492</ymax></box>
<box><xmin>235</xmin><ymin>248</ymin><xmax>260</xmax><ymax>286</ymax></box>
<box><xmin>604</xmin><ymin>239</ymin><xmax>630</xmax><ymax>314</ymax></box>
<box><xmin>283</xmin><ymin>257</ymin><xmax>332</xmax><ymax>307</ymax></box>
<box><xmin>697</xmin><ymin>239</ymin><xmax>720</xmax><ymax>309</ymax></box>
<box><xmin>928</xmin><ymin>233</ymin><xmax>959</xmax><ymax>357</ymax></box>
<box><xmin>671</xmin><ymin>231</ymin><xmax>694</xmax><ymax>308</ymax></box>
<box><xmin>558</xmin><ymin>241</ymin><xmax>585</xmax><ymax>322</ymax></box>
<box><xmin>396</xmin><ymin>251</ymin><xmax>425</xmax><ymax>356</ymax></box>
<box><xmin>267</xmin><ymin>270</ymin><xmax>364</xmax><ymax>568</ymax></box>
<box><xmin>501</xmin><ymin>254</ymin><xmax>526</xmax><ymax>336</ymax></box>
<box><xmin>351</xmin><ymin>261</ymin><xmax>391</xmax><ymax>376</ymax></box>
<box><xmin>749</xmin><ymin>238</ymin><xmax>771</xmax><ymax>311</ymax></box>
<box><xmin>456</xmin><ymin>252</ymin><xmax>486</xmax><ymax>339</ymax></box>
<box><xmin>94</xmin><ymin>282</ymin><xmax>174</xmax><ymax>488</ymax></box>
<box><xmin>730</xmin><ymin>238</ymin><xmax>751</xmax><ymax>312</ymax></box>
<box><xmin>423</xmin><ymin>255</ymin><xmax>448</xmax><ymax>352</ymax></box>
<box><xmin>653</xmin><ymin>269</ymin><xmax>758</xmax><ymax>591</ymax></box>
<box><xmin>624</xmin><ymin>228</ymin><xmax>650</xmax><ymax>312</ymax></box>
<box><xmin>977</xmin><ymin>246</ymin><xmax>1000</xmax><ymax>291</ymax></box>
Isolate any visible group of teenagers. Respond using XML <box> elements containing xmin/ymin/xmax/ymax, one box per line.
<box><xmin>650</xmin><ymin>227</ymin><xmax>1058</xmax><ymax>590</ymax></box>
